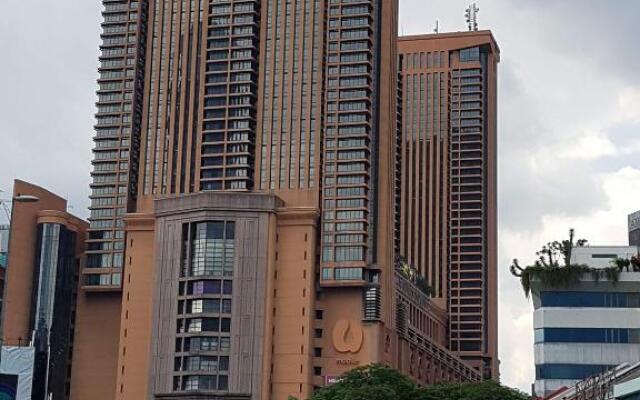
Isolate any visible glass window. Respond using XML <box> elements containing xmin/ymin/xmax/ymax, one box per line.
<box><xmin>535</xmin><ymin>328</ymin><xmax>640</xmax><ymax>344</ymax></box>
<box><xmin>540</xmin><ymin>291</ymin><xmax>640</xmax><ymax>308</ymax></box>
<box><xmin>535</xmin><ymin>364</ymin><xmax>616</xmax><ymax>380</ymax></box>
<box><xmin>334</xmin><ymin>268</ymin><xmax>363</xmax><ymax>281</ymax></box>
<box><xmin>459</xmin><ymin>47</ymin><xmax>480</xmax><ymax>63</ymax></box>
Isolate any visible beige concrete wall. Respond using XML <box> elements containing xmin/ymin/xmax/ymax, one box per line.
<box><xmin>115</xmin><ymin>214</ymin><xmax>156</xmax><ymax>399</ymax></box>
<box><xmin>70</xmin><ymin>292</ymin><xmax>122</xmax><ymax>400</ymax></box>
<box><xmin>270</xmin><ymin>208</ymin><xmax>318</xmax><ymax>400</ymax></box>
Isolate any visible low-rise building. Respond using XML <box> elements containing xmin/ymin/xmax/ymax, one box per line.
<box><xmin>0</xmin><ymin>180</ymin><xmax>87</xmax><ymax>400</ymax></box>
<box><xmin>544</xmin><ymin>361</ymin><xmax>640</xmax><ymax>400</ymax></box>
<box><xmin>533</xmin><ymin>245</ymin><xmax>640</xmax><ymax>397</ymax></box>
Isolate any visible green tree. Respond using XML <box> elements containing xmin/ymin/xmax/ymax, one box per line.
<box><xmin>290</xmin><ymin>364</ymin><xmax>529</xmax><ymax>400</ymax></box>
<box><xmin>300</xmin><ymin>364</ymin><xmax>419</xmax><ymax>400</ymax></box>
<box><xmin>419</xmin><ymin>380</ymin><xmax>529</xmax><ymax>400</ymax></box>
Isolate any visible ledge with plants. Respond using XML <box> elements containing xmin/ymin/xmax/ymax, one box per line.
<box><xmin>395</xmin><ymin>255</ymin><xmax>435</xmax><ymax>297</ymax></box>
<box><xmin>510</xmin><ymin>229</ymin><xmax>622</xmax><ymax>298</ymax></box>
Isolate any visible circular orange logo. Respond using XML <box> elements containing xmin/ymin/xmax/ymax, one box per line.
<box><xmin>332</xmin><ymin>320</ymin><xmax>364</xmax><ymax>353</ymax></box>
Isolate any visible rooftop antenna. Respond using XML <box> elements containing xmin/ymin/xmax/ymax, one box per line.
<box><xmin>433</xmin><ymin>19</ymin><xmax>440</xmax><ymax>34</ymax></box>
<box><xmin>465</xmin><ymin>3</ymin><xmax>479</xmax><ymax>31</ymax></box>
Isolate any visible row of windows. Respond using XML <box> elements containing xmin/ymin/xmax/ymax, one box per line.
<box><xmin>321</xmin><ymin>267</ymin><xmax>364</xmax><ymax>281</ymax></box>
<box><xmin>181</xmin><ymin>375</ymin><xmax>228</xmax><ymax>391</ymax></box>
<box><xmin>535</xmin><ymin>364</ymin><xmax>615</xmax><ymax>380</ymax></box>
<box><xmin>186</xmin><ymin>280</ymin><xmax>233</xmax><ymax>296</ymax></box>
<box><xmin>323</xmin><ymin>222</ymin><xmax>366</xmax><ymax>232</ymax></box>
<box><xmin>187</xmin><ymin>299</ymin><xmax>232</xmax><ymax>315</ymax></box>
<box><xmin>540</xmin><ymin>291</ymin><xmax>640</xmax><ymax>308</ymax></box>
<box><xmin>324</xmin><ymin>198</ymin><xmax>365</xmax><ymax>208</ymax></box>
<box><xmin>179</xmin><ymin>317</ymin><xmax>232</xmax><ymax>334</ymax></box>
<box><xmin>403</xmin><ymin>50</ymin><xmax>447</xmax><ymax>70</ymax></box>
<box><xmin>176</xmin><ymin>356</ymin><xmax>229</xmax><ymax>373</ymax></box>
<box><xmin>179</xmin><ymin>336</ymin><xmax>231</xmax><ymax>353</ymax></box>
<box><xmin>84</xmin><ymin>273</ymin><xmax>121</xmax><ymax>286</ymax></box>
<box><xmin>208</xmin><ymin>26</ymin><xmax>254</xmax><ymax>39</ymax></box>
<box><xmin>535</xmin><ymin>328</ymin><xmax>640</xmax><ymax>344</ymax></box>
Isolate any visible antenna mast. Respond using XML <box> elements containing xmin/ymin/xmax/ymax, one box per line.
<box><xmin>465</xmin><ymin>3</ymin><xmax>479</xmax><ymax>31</ymax></box>
<box><xmin>433</xmin><ymin>19</ymin><xmax>439</xmax><ymax>34</ymax></box>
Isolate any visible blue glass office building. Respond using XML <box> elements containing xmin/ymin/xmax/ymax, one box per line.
<box><xmin>29</xmin><ymin>222</ymin><xmax>79</xmax><ymax>400</ymax></box>
<box><xmin>532</xmin><ymin>246</ymin><xmax>640</xmax><ymax>397</ymax></box>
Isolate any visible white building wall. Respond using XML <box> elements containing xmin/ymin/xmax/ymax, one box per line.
<box><xmin>534</xmin><ymin>308</ymin><xmax>640</xmax><ymax>329</ymax></box>
<box><xmin>571</xmin><ymin>246</ymin><xmax>639</xmax><ymax>268</ymax></box>
<box><xmin>0</xmin><ymin>346</ymin><xmax>34</xmax><ymax>400</ymax></box>
<box><xmin>535</xmin><ymin>343</ymin><xmax>640</xmax><ymax>365</ymax></box>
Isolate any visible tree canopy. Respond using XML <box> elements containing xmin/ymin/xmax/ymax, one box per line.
<box><xmin>290</xmin><ymin>364</ymin><xmax>529</xmax><ymax>400</ymax></box>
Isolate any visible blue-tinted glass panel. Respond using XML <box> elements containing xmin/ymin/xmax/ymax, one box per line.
<box><xmin>535</xmin><ymin>328</ymin><xmax>640</xmax><ymax>343</ymax></box>
<box><xmin>540</xmin><ymin>291</ymin><xmax>640</xmax><ymax>308</ymax></box>
<box><xmin>460</xmin><ymin>47</ymin><xmax>480</xmax><ymax>63</ymax></box>
<box><xmin>536</xmin><ymin>364</ymin><xmax>615</xmax><ymax>380</ymax></box>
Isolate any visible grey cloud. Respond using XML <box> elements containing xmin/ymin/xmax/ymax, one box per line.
<box><xmin>498</xmin><ymin>62</ymin><xmax>610</xmax><ymax>231</ymax></box>
<box><xmin>0</xmin><ymin>1</ymin><xmax>101</xmax><ymax>220</ymax></box>
<box><xmin>512</xmin><ymin>0</ymin><xmax>640</xmax><ymax>86</ymax></box>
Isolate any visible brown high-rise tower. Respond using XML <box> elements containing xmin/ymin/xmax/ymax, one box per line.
<box><xmin>68</xmin><ymin>1</ymin><xmax>481</xmax><ymax>400</ymax></box>
<box><xmin>398</xmin><ymin>31</ymin><xmax>500</xmax><ymax>380</ymax></box>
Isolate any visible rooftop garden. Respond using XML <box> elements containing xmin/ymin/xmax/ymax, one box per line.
<box><xmin>510</xmin><ymin>229</ymin><xmax>623</xmax><ymax>298</ymax></box>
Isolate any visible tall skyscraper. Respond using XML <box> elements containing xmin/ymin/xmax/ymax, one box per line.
<box><xmin>398</xmin><ymin>31</ymin><xmax>499</xmax><ymax>379</ymax></box>
<box><xmin>73</xmin><ymin>1</ymin><xmax>481</xmax><ymax>399</ymax></box>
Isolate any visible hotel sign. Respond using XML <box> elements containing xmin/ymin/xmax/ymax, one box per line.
<box><xmin>325</xmin><ymin>376</ymin><xmax>341</xmax><ymax>385</ymax></box>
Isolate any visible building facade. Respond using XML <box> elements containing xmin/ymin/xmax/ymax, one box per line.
<box><xmin>0</xmin><ymin>224</ymin><xmax>8</xmax><ymax>267</ymax></box>
<box><xmin>0</xmin><ymin>180</ymin><xmax>88</xmax><ymax>400</ymax></box>
<box><xmin>629</xmin><ymin>211</ymin><xmax>640</xmax><ymax>247</ymax></box>
<box><xmin>71</xmin><ymin>1</ymin><xmax>486</xmax><ymax>399</ymax></box>
<box><xmin>532</xmin><ymin>246</ymin><xmax>640</xmax><ymax>397</ymax></box>
<box><xmin>397</xmin><ymin>31</ymin><xmax>499</xmax><ymax>380</ymax></box>
<box><xmin>0</xmin><ymin>224</ymin><xmax>8</xmax><ymax>320</ymax></box>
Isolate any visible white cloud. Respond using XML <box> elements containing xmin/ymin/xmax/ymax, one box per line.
<box><xmin>558</xmin><ymin>132</ymin><xmax>617</xmax><ymax>160</ymax></box>
<box><xmin>541</xmin><ymin>167</ymin><xmax>640</xmax><ymax>244</ymax></box>
<box><xmin>617</xmin><ymin>88</ymin><xmax>640</xmax><ymax>124</ymax></box>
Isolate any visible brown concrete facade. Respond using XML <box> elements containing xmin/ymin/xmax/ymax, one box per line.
<box><xmin>70</xmin><ymin>291</ymin><xmax>122</xmax><ymax>400</ymax></box>
<box><xmin>2</xmin><ymin>180</ymin><xmax>71</xmax><ymax>344</ymax></box>
<box><xmin>398</xmin><ymin>31</ymin><xmax>500</xmax><ymax>379</ymax></box>
<box><xmin>110</xmin><ymin>191</ymin><xmax>479</xmax><ymax>400</ymax></box>
<box><xmin>75</xmin><ymin>1</ymin><xmax>490</xmax><ymax>398</ymax></box>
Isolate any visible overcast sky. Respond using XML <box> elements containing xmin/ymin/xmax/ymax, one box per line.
<box><xmin>1</xmin><ymin>0</ymin><xmax>639</xmax><ymax>392</ymax></box>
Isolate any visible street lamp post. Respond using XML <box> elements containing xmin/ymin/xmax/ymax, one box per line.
<box><xmin>0</xmin><ymin>194</ymin><xmax>39</xmax><ymax>368</ymax></box>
